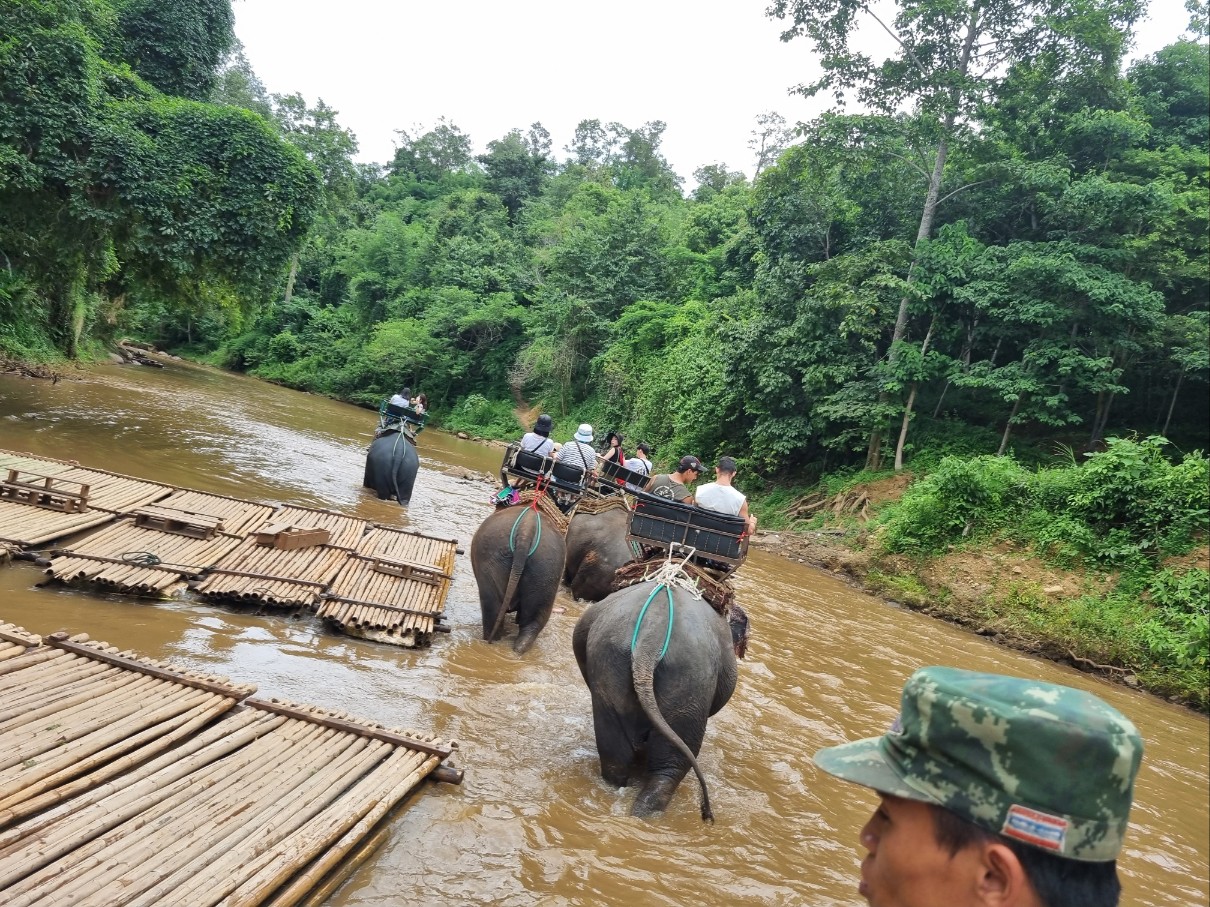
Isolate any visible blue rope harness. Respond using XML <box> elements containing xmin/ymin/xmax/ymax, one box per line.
<box><xmin>631</xmin><ymin>583</ymin><xmax>675</xmax><ymax>661</ymax></box>
<box><xmin>508</xmin><ymin>507</ymin><xmax>542</xmax><ymax>556</ymax></box>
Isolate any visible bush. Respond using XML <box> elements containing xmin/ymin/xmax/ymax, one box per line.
<box><xmin>441</xmin><ymin>394</ymin><xmax>521</xmax><ymax>440</ymax></box>
<box><xmin>880</xmin><ymin>455</ymin><xmax>1032</xmax><ymax>554</ymax></box>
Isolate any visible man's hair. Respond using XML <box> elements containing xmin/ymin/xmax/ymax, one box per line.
<box><xmin>930</xmin><ymin>805</ymin><xmax>1122</xmax><ymax>907</ymax></box>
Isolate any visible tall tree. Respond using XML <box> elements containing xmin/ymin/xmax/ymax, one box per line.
<box><xmin>769</xmin><ymin>0</ymin><xmax>1146</xmax><ymax>469</ymax></box>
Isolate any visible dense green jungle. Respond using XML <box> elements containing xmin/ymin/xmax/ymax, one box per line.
<box><xmin>2</xmin><ymin>0</ymin><xmax>1207</xmax><ymax>704</ymax></box>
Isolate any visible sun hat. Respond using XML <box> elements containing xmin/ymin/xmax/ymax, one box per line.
<box><xmin>533</xmin><ymin>414</ymin><xmax>553</xmax><ymax>437</ymax></box>
<box><xmin>716</xmin><ymin>456</ymin><xmax>738</xmax><ymax>473</ymax></box>
<box><xmin>677</xmin><ymin>455</ymin><xmax>704</xmax><ymax>473</ymax></box>
<box><xmin>574</xmin><ymin>424</ymin><xmax>594</xmax><ymax>444</ymax></box>
<box><xmin>812</xmin><ymin>666</ymin><xmax>1144</xmax><ymax>862</ymax></box>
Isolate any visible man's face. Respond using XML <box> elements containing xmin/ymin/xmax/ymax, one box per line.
<box><xmin>856</xmin><ymin>795</ymin><xmax>981</xmax><ymax>907</ymax></box>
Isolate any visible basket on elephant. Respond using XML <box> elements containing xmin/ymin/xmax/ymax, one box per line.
<box><xmin>510</xmin><ymin>488</ymin><xmax>570</xmax><ymax>534</ymax></box>
<box><xmin>626</xmin><ymin>491</ymin><xmax>749</xmax><ymax>572</ymax></box>
<box><xmin>377</xmin><ymin>401</ymin><xmax>426</xmax><ymax>440</ymax></box>
<box><xmin>611</xmin><ymin>553</ymin><xmax>748</xmax><ymax>658</ymax></box>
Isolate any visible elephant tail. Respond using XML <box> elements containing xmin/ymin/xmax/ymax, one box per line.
<box><xmin>631</xmin><ymin>584</ymin><xmax>714</xmax><ymax>823</ymax></box>
<box><xmin>487</xmin><ymin>508</ymin><xmax>540</xmax><ymax>642</ymax></box>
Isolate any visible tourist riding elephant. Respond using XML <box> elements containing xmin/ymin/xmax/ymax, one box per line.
<box><xmin>363</xmin><ymin>431</ymin><xmax>419</xmax><ymax>505</ymax></box>
<box><xmin>564</xmin><ymin>503</ymin><xmax>639</xmax><ymax>601</ymax></box>
<box><xmin>572</xmin><ymin>579</ymin><xmax>750</xmax><ymax>820</ymax></box>
<box><xmin>471</xmin><ymin>504</ymin><xmax>567</xmax><ymax>654</ymax></box>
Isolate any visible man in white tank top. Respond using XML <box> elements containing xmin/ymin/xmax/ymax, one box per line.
<box><xmin>694</xmin><ymin>456</ymin><xmax>757</xmax><ymax>533</ymax></box>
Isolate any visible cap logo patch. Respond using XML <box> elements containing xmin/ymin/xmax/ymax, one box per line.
<box><xmin>1001</xmin><ymin>804</ymin><xmax>1068</xmax><ymax>852</ymax></box>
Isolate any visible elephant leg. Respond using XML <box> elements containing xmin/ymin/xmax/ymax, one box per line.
<box><xmin>632</xmin><ymin>704</ymin><xmax>708</xmax><ymax>816</ymax></box>
<box><xmin>591</xmin><ymin>696</ymin><xmax>638</xmax><ymax>788</ymax></box>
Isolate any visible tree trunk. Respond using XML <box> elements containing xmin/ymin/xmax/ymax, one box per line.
<box><xmin>1162</xmin><ymin>371</ymin><xmax>1183</xmax><ymax>437</ymax></box>
<box><xmin>893</xmin><ymin>316</ymin><xmax>937</xmax><ymax>470</ymax></box>
<box><xmin>997</xmin><ymin>394</ymin><xmax>1023</xmax><ymax>456</ymax></box>
<box><xmin>864</xmin><ymin>3</ymin><xmax>981</xmax><ymax>470</ymax></box>
<box><xmin>282</xmin><ymin>252</ymin><xmax>300</xmax><ymax>306</ymax></box>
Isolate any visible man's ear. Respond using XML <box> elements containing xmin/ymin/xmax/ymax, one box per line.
<box><xmin>975</xmin><ymin>841</ymin><xmax>1036</xmax><ymax>906</ymax></box>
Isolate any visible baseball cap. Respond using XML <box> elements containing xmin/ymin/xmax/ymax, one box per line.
<box><xmin>716</xmin><ymin>456</ymin><xmax>738</xmax><ymax>473</ymax></box>
<box><xmin>678</xmin><ymin>455</ymin><xmax>704</xmax><ymax>473</ymax></box>
<box><xmin>813</xmin><ymin>666</ymin><xmax>1143</xmax><ymax>862</ymax></box>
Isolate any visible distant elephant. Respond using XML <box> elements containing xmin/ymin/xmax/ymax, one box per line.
<box><xmin>564</xmin><ymin>503</ymin><xmax>639</xmax><ymax>601</ymax></box>
<box><xmin>471</xmin><ymin>503</ymin><xmax>567</xmax><ymax>654</ymax></box>
<box><xmin>363</xmin><ymin>431</ymin><xmax>419</xmax><ymax>505</ymax></box>
<box><xmin>572</xmin><ymin>580</ymin><xmax>750</xmax><ymax>821</ymax></box>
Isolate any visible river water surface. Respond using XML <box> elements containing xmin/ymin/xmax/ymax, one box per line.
<box><xmin>0</xmin><ymin>361</ymin><xmax>1206</xmax><ymax>907</ymax></box>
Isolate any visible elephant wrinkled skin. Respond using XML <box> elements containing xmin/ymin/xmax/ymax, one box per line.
<box><xmin>363</xmin><ymin>431</ymin><xmax>419</xmax><ymax>505</ymax></box>
<box><xmin>563</xmin><ymin>504</ymin><xmax>637</xmax><ymax>601</ymax></box>
<box><xmin>471</xmin><ymin>504</ymin><xmax>567</xmax><ymax>654</ymax></box>
<box><xmin>572</xmin><ymin>580</ymin><xmax>749</xmax><ymax>820</ymax></box>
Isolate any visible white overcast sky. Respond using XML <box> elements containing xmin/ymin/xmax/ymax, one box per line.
<box><xmin>233</xmin><ymin>0</ymin><xmax>1198</xmax><ymax>186</ymax></box>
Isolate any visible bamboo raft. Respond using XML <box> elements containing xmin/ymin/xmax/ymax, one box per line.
<box><xmin>0</xmin><ymin>451</ymin><xmax>170</xmax><ymax>548</ymax></box>
<box><xmin>317</xmin><ymin>526</ymin><xmax>458</xmax><ymax>646</ymax></box>
<box><xmin>0</xmin><ymin>620</ymin><xmax>460</xmax><ymax>907</ymax></box>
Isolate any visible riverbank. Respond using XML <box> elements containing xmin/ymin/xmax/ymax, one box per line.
<box><xmin>748</xmin><ymin>486</ymin><xmax>1209</xmax><ymax>713</ymax></box>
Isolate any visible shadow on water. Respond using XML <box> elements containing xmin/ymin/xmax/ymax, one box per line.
<box><xmin>0</xmin><ymin>360</ymin><xmax>1206</xmax><ymax>907</ymax></box>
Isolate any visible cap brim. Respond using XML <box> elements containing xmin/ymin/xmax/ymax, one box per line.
<box><xmin>813</xmin><ymin>737</ymin><xmax>935</xmax><ymax>803</ymax></box>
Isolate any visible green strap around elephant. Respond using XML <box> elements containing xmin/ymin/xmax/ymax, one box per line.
<box><xmin>508</xmin><ymin>507</ymin><xmax>542</xmax><ymax>556</ymax></box>
<box><xmin>632</xmin><ymin>583</ymin><xmax>675</xmax><ymax>660</ymax></box>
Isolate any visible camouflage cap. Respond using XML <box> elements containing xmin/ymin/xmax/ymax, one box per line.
<box><xmin>813</xmin><ymin>666</ymin><xmax>1144</xmax><ymax>862</ymax></box>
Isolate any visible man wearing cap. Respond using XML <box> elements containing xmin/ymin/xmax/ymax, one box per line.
<box><xmin>813</xmin><ymin>666</ymin><xmax>1144</xmax><ymax>907</ymax></box>
<box><xmin>694</xmin><ymin>456</ymin><xmax>757</xmax><ymax>533</ymax></box>
<box><xmin>647</xmin><ymin>456</ymin><xmax>703</xmax><ymax>504</ymax></box>
<box><xmin>557</xmin><ymin>423</ymin><xmax>597</xmax><ymax>474</ymax></box>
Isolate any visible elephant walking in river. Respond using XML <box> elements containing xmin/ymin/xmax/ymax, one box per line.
<box><xmin>363</xmin><ymin>431</ymin><xmax>419</xmax><ymax>505</ymax></box>
<box><xmin>572</xmin><ymin>580</ymin><xmax>749</xmax><ymax>820</ymax></box>
<box><xmin>564</xmin><ymin>503</ymin><xmax>638</xmax><ymax>601</ymax></box>
<box><xmin>471</xmin><ymin>504</ymin><xmax>567</xmax><ymax>654</ymax></box>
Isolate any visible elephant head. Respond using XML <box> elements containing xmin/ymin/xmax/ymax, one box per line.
<box><xmin>470</xmin><ymin>502</ymin><xmax>567</xmax><ymax>654</ymax></box>
<box><xmin>572</xmin><ymin>579</ymin><xmax>749</xmax><ymax>821</ymax></box>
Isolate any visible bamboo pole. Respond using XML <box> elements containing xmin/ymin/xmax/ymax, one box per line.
<box><xmin>120</xmin><ymin>735</ymin><xmax>389</xmax><ymax>907</ymax></box>
<box><xmin>0</xmin><ymin>710</ymin><xmax>281</xmax><ymax>842</ymax></box>
<box><xmin>0</xmin><ymin>697</ymin><xmax>234</xmax><ymax>820</ymax></box>
<box><xmin>69</xmin><ymin>730</ymin><xmax>370</xmax><ymax>907</ymax></box>
<box><xmin>214</xmin><ymin>750</ymin><xmax>437</xmax><ymax>907</ymax></box>
<box><xmin>0</xmin><ymin>721</ymin><xmax>326</xmax><ymax>900</ymax></box>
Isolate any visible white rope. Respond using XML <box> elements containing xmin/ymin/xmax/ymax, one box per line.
<box><xmin>640</xmin><ymin>543</ymin><xmax>703</xmax><ymax>599</ymax></box>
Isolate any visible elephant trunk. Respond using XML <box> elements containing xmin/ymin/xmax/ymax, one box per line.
<box><xmin>487</xmin><ymin>508</ymin><xmax>538</xmax><ymax>643</ymax></box>
<box><xmin>631</xmin><ymin>597</ymin><xmax>714</xmax><ymax>823</ymax></box>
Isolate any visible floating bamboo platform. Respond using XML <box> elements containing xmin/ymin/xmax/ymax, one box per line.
<box><xmin>47</xmin><ymin>517</ymin><xmax>245</xmax><ymax>598</ymax></box>
<box><xmin>0</xmin><ymin>451</ymin><xmax>170</xmax><ymax>548</ymax></box>
<box><xmin>318</xmin><ymin>526</ymin><xmax>458</xmax><ymax>647</ymax></box>
<box><xmin>0</xmin><ymin>620</ymin><xmax>460</xmax><ymax>907</ymax></box>
<box><xmin>3</xmin><ymin>449</ymin><xmax>462</xmax><ymax>649</ymax></box>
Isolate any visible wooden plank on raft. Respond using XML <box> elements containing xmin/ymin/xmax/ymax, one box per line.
<box><xmin>0</xmin><ymin>470</ymin><xmax>90</xmax><ymax>513</ymax></box>
<box><xmin>364</xmin><ymin>555</ymin><xmax>444</xmax><ymax>584</ymax></box>
<box><xmin>254</xmin><ymin>523</ymin><xmax>331</xmax><ymax>550</ymax></box>
<box><xmin>246</xmin><ymin>698</ymin><xmax>452</xmax><ymax>758</ymax></box>
<box><xmin>132</xmin><ymin>504</ymin><xmax>224</xmax><ymax>540</ymax></box>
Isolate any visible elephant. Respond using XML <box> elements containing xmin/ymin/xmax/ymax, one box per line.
<box><xmin>363</xmin><ymin>430</ymin><xmax>419</xmax><ymax>505</ymax></box>
<box><xmin>563</xmin><ymin>503</ymin><xmax>639</xmax><ymax>601</ymax></box>
<box><xmin>572</xmin><ymin>579</ymin><xmax>750</xmax><ymax>821</ymax></box>
<box><xmin>470</xmin><ymin>503</ymin><xmax>567</xmax><ymax>654</ymax></box>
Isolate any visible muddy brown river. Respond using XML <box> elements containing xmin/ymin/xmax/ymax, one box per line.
<box><xmin>0</xmin><ymin>361</ymin><xmax>1206</xmax><ymax>907</ymax></box>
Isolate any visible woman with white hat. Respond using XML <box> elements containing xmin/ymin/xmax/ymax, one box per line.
<box><xmin>557</xmin><ymin>423</ymin><xmax>597</xmax><ymax>474</ymax></box>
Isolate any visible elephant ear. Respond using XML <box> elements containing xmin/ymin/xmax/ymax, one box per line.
<box><xmin>727</xmin><ymin>603</ymin><xmax>750</xmax><ymax>659</ymax></box>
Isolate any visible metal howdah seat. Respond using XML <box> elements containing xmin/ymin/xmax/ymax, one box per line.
<box><xmin>384</xmin><ymin>402</ymin><xmax>427</xmax><ymax>426</ymax></box>
<box><xmin>596</xmin><ymin>457</ymin><xmax>652</xmax><ymax>492</ymax></box>
<box><xmin>502</xmin><ymin>443</ymin><xmax>554</xmax><ymax>483</ymax></box>
<box><xmin>628</xmin><ymin>491</ymin><xmax>749</xmax><ymax>570</ymax></box>
<box><xmin>550</xmin><ymin>460</ymin><xmax>586</xmax><ymax>492</ymax></box>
